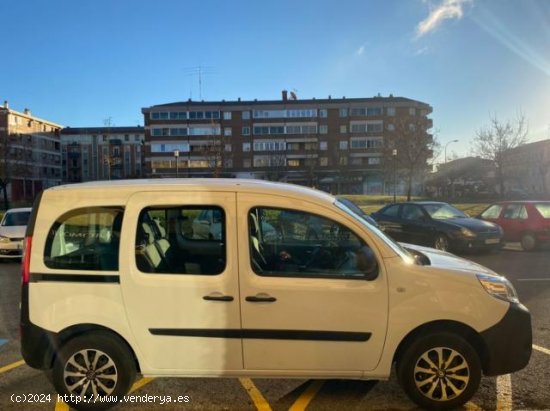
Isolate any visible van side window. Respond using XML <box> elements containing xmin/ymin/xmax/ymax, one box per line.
<box><xmin>135</xmin><ymin>206</ymin><xmax>226</xmax><ymax>275</ymax></box>
<box><xmin>44</xmin><ymin>207</ymin><xmax>124</xmax><ymax>271</ymax></box>
<box><xmin>248</xmin><ymin>207</ymin><xmax>378</xmax><ymax>280</ymax></box>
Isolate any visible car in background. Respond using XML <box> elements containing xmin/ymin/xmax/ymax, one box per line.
<box><xmin>477</xmin><ymin>201</ymin><xmax>550</xmax><ymax>251</ymax></box>
<box><xmin>336</xmin><ymin>198</ymin><xmax>379</xmax><ymax>227</ymax></box>
<box><xmin>193</xmin><ymin>208</ymin><xmax>276</xmax><ymax>240</ymax></box>
<box><xmin>371</xmin><ymin>201</ymin><xmax>503</xmax><ymax>252</ymax></box>
<box><xmin>0</xmin><ymin>207</ymin><xmax>32</xmax><ymax>260</ymax></box>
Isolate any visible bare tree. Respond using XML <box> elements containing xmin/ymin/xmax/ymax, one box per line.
<box><xmin>382</xmin><ymin>117</ymin><xmax>438</xmax><ymax>200</ymax></box>
<box><xmin>471</xmin><ymin>113</ymin><xmax>528</xmax><ymax>197</ymax></box>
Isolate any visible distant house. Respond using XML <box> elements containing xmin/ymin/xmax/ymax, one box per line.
<box><xmin>504</xmin><ymin>139</ymin><xmax>550</xmax><ymax>197</ymax></box>
<box><xmin>427</xmin><ymin>157</ymin><xmax>496</xmax><ymax>198</ymax></box>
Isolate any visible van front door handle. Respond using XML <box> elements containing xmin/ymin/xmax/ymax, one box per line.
<box><xmin>245</xmin><ymin>294</ymin><xmax>277</xmax><ymax>303</ymax></box>
<box><xmin>203</xmin><ymin>294</ymin><xmax>234</xmax><ymax>302</ymax></box>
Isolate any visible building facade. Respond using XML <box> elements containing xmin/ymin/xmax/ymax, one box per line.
<box><xmin>60</xmin><ymin>127</ymin><xmax>145</xmax><ymax>182</ymax></box>
<box><xmin>0</xmin><ymin>101</ymin><xmax>63</xmax><ymax>203</ymax></box>
<box><xmin>142</xmin><ymin>93</ymin><xmax>433</xmax><ymax>194</ymax></box>
<box><xmin>505</xmin><ymin>139</ymin><xmax>550</xmax><ymax>197</ymax></box>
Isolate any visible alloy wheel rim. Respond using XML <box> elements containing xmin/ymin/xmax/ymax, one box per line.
<box><xmin>413</xmin><ymin>346</ymin><xmax>470</xmax><ymax>402</ymax></box>
<box><xmin>435</xmin><ymin>236</ymin><xmax>449</xmax><ymax>251</ymax></box>
<box><xmin>63</xmin><ymin>349</ymin><xmax>118</xmax><ymax>397</ymax></box>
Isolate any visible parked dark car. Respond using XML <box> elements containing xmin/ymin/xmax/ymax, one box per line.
<box><xmin>371</xmin><ymin>201</ymin><xmax>503</xmax><ymax>252</ymax></box>
<box><xmin>336</xmin><ymin>198</ymin><xmax>379</xmax><ymax>227</ymax></box>
<box><xmin>477</xmin><ymin>200</ymin><xmax>550</xmax><ymax>251</ymax></box>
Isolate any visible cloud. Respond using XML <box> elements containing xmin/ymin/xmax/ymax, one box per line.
<box><xmin>355</xmin><ymin>45</ymin><xmax>366</xmax><ymax>56</ymax></box>
<box><xmin>416</xmin><ymin>0</ymin><xmax>472</xmax><ymax>38</ymax></box>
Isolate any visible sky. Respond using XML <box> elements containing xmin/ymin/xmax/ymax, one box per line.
<box><xmin>1</xmin><ymin>0</ymin><xmax>548</xmax><ymax>160</ymax></box>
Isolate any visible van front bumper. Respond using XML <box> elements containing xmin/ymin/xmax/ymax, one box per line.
<box><xmin>480</xmin><ymin>302</ymin><xmax>532</xmax><ymax>376</ymax></box>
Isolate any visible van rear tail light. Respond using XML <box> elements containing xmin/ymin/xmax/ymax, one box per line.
<box><xmin>21</xmin><ymin>236</ymin><xmax>32</xmax><ymax>285</ymax></box>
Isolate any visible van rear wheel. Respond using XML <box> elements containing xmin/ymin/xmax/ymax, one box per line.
<box><xmin>52</xmin><ymin>331</ymin><xmax>136</xmax><ymax>410</ymax></box>
<box><xmin>396</xmin><ymin>332</ymin><xmax>481</xmax><ymax>410</ymax></box>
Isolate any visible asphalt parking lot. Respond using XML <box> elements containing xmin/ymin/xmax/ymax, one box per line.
<box><xmin>1</xmin><ymin>244</ymin><xmax>549</xmax><ymax>410</ymax></box>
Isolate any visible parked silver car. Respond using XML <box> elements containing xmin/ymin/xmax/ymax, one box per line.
<box><xmin>0</xmin><ymin>207</ymin><xmax>32</xmax><ymax>259</ymax></box>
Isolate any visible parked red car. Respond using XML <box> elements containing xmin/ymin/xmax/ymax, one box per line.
<box><xmin>478</xmin><ymin>201</ymin><xmax>550</xmax><ymax>250</ymax></box>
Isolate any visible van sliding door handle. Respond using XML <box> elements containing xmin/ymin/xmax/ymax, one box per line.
<box><xmin>245</xmin><ymin>294</ymin><xmax>277</xmax><ymax>303</ymax></box>
<box><xmin>203</xmin><ymin>294</ymin><xmax>234</xmax><ymax>302</ymax></box>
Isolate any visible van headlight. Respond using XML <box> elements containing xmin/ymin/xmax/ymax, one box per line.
<box><xmin>0</xmin><ymin>235</ymin><xmax>9</xmax><ymax>243</ymax></box>
<box><xmin>477</xmin><ymin>274</ymin><xmax>519</xmax><ymax>303</ymax></box>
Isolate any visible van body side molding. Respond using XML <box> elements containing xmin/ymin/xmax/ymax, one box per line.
<box><xmin>149</xmin><ymin>328</ymin><xmax>371</xmax><ymax>341</ymax></box>
<box><xmin>30</xmin><ymin>273</ymin><xmax>120</xmax><ymax>283</ymax></box>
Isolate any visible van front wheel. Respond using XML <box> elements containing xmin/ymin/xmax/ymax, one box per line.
<box><xmin>396</xmin><ymin>332</ymin><xmax>481</xmax><ymax>410</ymax></box>
<box><xmin>52</xmin><ymin>331</ymin><xmax>136</xmax><ymax>410</ymax></box>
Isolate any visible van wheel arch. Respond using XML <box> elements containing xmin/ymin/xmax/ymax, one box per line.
<box><xmin>52</xmin><ymin>324</ymin><xmax>141</xmax><ymax>373</ymax></box>
<box><xmin>393</xmin><ymin>320</ymin><xmax>489</xmax><ymax>373</ymax></box>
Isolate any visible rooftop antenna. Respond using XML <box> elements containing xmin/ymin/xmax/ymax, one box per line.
<box><xmin>183</xmin><ymin>65</ymin><xmax>216</xmax><ymax>100</ymax></box>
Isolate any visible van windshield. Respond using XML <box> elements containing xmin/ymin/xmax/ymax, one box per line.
<box><xmin>335</xmin><ymin>199</ymin><xmax>413</xmax><ymax>262</ymax></box>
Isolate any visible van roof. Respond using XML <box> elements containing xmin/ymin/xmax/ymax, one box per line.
<box><xmin>45</xmin><ymin>178</ymin><xmax>336</xmax><ymax>204</ymax></box>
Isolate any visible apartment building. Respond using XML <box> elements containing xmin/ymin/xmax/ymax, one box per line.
<box><xmin>60</xmin><ymin>127</ymin><xmax>145</xmax><ymax>182</ymax></box>
<box><xmin>0</xmin><ymin>101</ymin><xmax>63</xmax><ymax>203</ymax></box>
<box><xmin>142</xmin><ymin>92</ymin><xmax>433</xmax><ymax>194</ymax></box>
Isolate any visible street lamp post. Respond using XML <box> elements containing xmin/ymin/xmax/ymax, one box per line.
<box><xmin>174</xmin><ymin>149</ymin><xmax>180</xmax><ymax>178</ymax></box>
<box><xmin>444</xmin><ymin>139</ymin><xmax>459</xmax><ymax>163</ymax></box>
<box><xmin>392</xmin><ymin>149</ymin><xmax>398</xmax><ymax>203</ymax></box>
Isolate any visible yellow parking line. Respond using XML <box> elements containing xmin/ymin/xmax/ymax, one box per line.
<box><xmin>465</xmin><ymin>401</ymin><xmax>483</xmax><ymax>410</ymax></box>
<box><xmin>54</xmin><ymin>398</ymin><xmax>69</xmax><ymax>411</ymax></box>
<box><xmin>239</xmin><ymin>377</ymin><xmax>272</xmax><ymax>411</ymax></box>
<box><xmin>54</xmin><ymin>377</ymin><xmax>154</xmax><ymax>410</ymax></box>
<box><xmin>496</xmin><ymin>374</ymin><xmax>513</xmax><ymax>411</ymax></box>
<box><xmin>129</xmin><ymin>377</ymin><xmax>154</xmax><ymax>393</ymax></box>
<box><xmin>0</xmin><ymin>359</ymin><xmax>25</xmax><ymax>374</ymax></box>
<box><xmin>289</xmin><ymin>380</ymin><xmax>324</xmax><ymax>411</ymax></box>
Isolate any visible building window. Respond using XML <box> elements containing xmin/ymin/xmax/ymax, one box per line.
<box><xmin>242</xmin><ymin>111</ymin><xmax>250</xmax><ymax>120</ymax></box>
<box><xmin>320</xmin><ymin>141</ymin><xmax>328</xmax><ymax>150</ymax></box>
<box><xmin>387</xmin><ymin>124</ymin><xmax>395</xmax><ymax>131</ymax></box>
<box><xmin>319</xmin><ymin>125</ymin><xmax>328</xmax><ymax>134</ymax></box>
<box><xmin>368</xmin><ymin>157</ymin><xmax>381</xmax><ymax>165</ymax></box>
<box><xmin>339</xmin><ymin>108</ymin><xmax>348</xmax><ymax>117</ymax></box>
<box><xmin>223</xmin><ymin>111</ymin><xmax>232</xmax><ymax>120</ymax></box>
<box><xmin>224</xmin><ymin>128</ymin><xmax>232</xmax><ymax>136</ymax></box>
<box><xmin>340</xmin><ymin>125</ymin><xmax>347</xmax><ymax>134</ymax></box>
<box><xmin>367</xmin><ymin>107</ymin><xmax>382</xmax><ymax>116</ymax></box>
<box><xmin>339</xmin><ymin>141</ymin><xmax>348</xmax><ymax>150</ymax></box>
<box><xmin>409</xmin><ymin>107</ymin><xmax>416</xmax><ymax>116</ymax></box>
<box><xmin>339</xmin><ymin>156</ymin><xmax>348</xmax><ymax>165</ymax></box>
<box><xmin>243</xmin><ymin>159</ymin><xmax>252</xmax><ymax>168</ymax></box>
<box><xmin>287</xmin><ymin>159</ymin><xmax>300</xmax><ymax>167</ymax></box>
<box><xmin>225</xmin><ymin>144</ymin><xmax>232</xmax><ymax>152</ymax></box>
<box><xmin>319</xmin><ymin>109</ymin><xmax>328</xmax><ymax>118</ymax></box>
<box><xmin>242</xmin><ymin>127</ymin><xmax>250</xmax><ymax>135</ymax></box>
<box><xmin>319</xmin><ymin>157</ymin><xmax>328</xmax><ymax>166</ymax></box>
<box><xmin>387</xmin><ymin>107</ymin><xmax>396</xmax><ymax>116</ymax></box>
<box><xmin>124</xmin><ymin>135</ymin><xmax>129</xmax><ymax>142</ymax></box>
<box><xmin>243</xmin><ymin>143</ymin><xmax>251</xmax><ymax>152</ymax></box>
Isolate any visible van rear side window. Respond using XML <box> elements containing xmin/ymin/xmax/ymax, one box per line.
<box><xmin>44</xmin><ymin>207</ymin><xmax>124</xmax><ymax>271</ymax></box>
<box><xmin>135</xmin><ymin>206</ymin><xmax>226</xmax><ymax>275</ymax></box>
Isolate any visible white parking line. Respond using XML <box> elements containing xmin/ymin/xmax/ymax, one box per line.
<box><xmin>533</xmin><ymin>344</ymin><xmax>550</xmax><ymax>356</ymax></box>
<box><xmin>517</xmin><ymin>278</ymin><xmax>550</xmax><ymax>282</ymax></box>
<box><xmin>496</xmin><ymin>374</ymin><xmax>512</xmax><ymax>411</ymax></box>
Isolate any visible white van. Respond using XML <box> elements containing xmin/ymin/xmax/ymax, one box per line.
<box><xmin>20</xmin><ymin>179</ymin><xmax>531</xmax><ymax>410</ymax></box>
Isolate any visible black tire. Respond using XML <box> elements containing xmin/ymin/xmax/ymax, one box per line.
<box><xmin>396</xmin><ymin>332</ymin><xmax>481</xmax><ymax>410</ymax></box>
<box><xmin>433</xmin><ymin>234</ymin><xmax>451</xmax><ymax>252</ymax></box>
<box><xmin>52</xmin><ymin>331</ymin><xmax>136</xmax><ymax>410</ymax></box>
<box><xmin>520</xmin><ymin>233</ymin><xmax>537</xmax><ymax>251</ymax></box>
